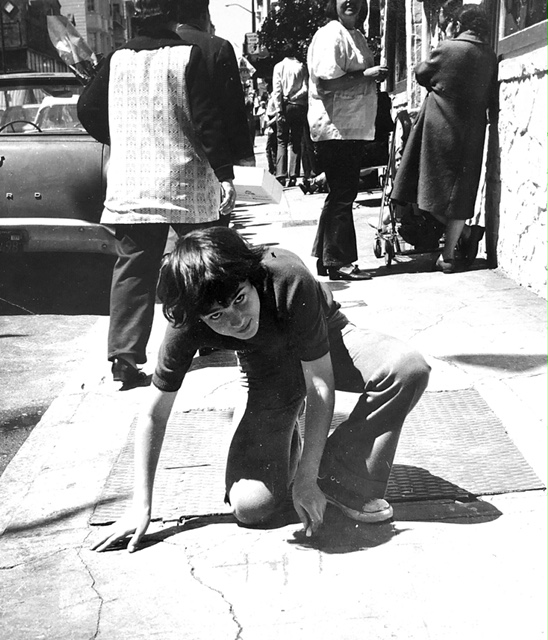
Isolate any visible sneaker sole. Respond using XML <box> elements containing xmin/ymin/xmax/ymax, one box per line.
<box><xmin>325</xmin><ymin>494</ymin><xmax>394</xmax><ymax>523</ymax></box>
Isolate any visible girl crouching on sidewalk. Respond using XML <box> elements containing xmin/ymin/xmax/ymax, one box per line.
<box><xmin>93</xmin><ymin>227</ymin><xmax>430</xmax><ymax>552</ymax></box>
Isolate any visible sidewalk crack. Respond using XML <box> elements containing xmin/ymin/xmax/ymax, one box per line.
<box><xmin>77</xmin><ymin>533</ymin><xmax>104</xmax><ymax>640</ymax></box>
<box><xmin>185</xmin><ymin>551</ymin><xmax>243</xmax><ymax>640</ymax></box>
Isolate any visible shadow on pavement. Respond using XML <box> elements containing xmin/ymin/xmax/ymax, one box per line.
<box><xmin>0</xmin><ymin>253</ymin><xmax>115</xmax><ymax>315</ymax></box>
<box><xmin>394</xmin><ymin>497</ymin><xmax>503</xmax><ymax>524</ymax></box>
<box><xmin>443</xmin><ymin>353</ymin><xmax>547</xmax><ymax>372</ymax></box>
<box><xmin>288</xmin><ymin>507</ymin><xmax>405</xmax><ymax>553</ymax></box>
<box><xmin>3</xmin><ymin>497</ymin><xmax>123</xmax><ymax>536</ymax></box>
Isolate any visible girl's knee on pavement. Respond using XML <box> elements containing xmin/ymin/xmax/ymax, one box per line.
<box><xmin>229</xmin><ymin>479</ymin><xmax>278</xmax><ymax>526</ymax></box>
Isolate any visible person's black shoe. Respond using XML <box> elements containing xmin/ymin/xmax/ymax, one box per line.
<box><xmin>316</xmin><ymin>259</ymin><xmax>328</xmax><ymax>276</ymax></box>
<box><xmin>111</xmin><ymin>358</ymin><xmax>148</xmax><ymax>386</ymax></box>
<box><xmin>287</xmin><ymin>177</ymin><xmax>297</xmax><ymax>188</ymax></box>
<box><xmin>463</xmin><ymin>225</ymin><xmax>485</xmax><ymax>266</ymax></box>
<box><xmin>328</xmin><ymin>265</ymin><xmax>372</xmax><ymax>281</ymax></box>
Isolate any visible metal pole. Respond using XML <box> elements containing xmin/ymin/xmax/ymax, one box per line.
<box><xmin>251</xmin><ymin>0</ymin><xmax>256</xmax><ymax>32</ymax></box>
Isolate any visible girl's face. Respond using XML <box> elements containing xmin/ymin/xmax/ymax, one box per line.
<box><xmin>200</xmin><ymin>280</ymin><xmax>260</xmax><ymax>340</ymax></box>
<box><xmin>336</xmin><ymin>0</ymin><xmax>363</xmax><ymax>27</ymax></box>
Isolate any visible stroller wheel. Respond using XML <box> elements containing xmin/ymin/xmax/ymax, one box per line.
<box><xmin>384</xmin><ymin>239</ymin><xmax>395</xmax><ymax>266</ymax></box>
<box><xmin>374</xmin><ymin>236</ymin><xmax>383</xmax><ymax>259</ymax></box>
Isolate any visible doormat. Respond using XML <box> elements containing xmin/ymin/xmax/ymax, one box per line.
<box><xmin>90</xmin><ymin>389</ymin><xmax>545</xmax><ymax>525</ymax></box>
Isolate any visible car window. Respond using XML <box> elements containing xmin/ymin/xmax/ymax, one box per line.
<box><xmin>0</xmin><ymin>78</ymin><xmax>85</xmax><ymax>134</ymax></box>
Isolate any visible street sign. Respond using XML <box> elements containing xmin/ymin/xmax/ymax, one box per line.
<box><xmin>245</xmin><ymin>32</ymin><xmax>259</xmax><ymax>55</ymax></box>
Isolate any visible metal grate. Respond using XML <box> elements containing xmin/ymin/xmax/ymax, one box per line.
<box><xmin>90</xmin><ymin>389</ymin><xmax>544</xmax><ymax>525</ymax></box>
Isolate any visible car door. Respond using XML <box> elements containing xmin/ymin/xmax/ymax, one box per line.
<box><xmin>0</xmin><ymin>133</ymin><xmax>107</xmax><ymax>222</ymax></box>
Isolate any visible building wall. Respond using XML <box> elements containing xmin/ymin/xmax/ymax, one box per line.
<box><xmin>492</xmin><ymin>39</ymin><xmax>547</xmax><ymax>297</ymax></box>
<box><xmin>406</xmin><ymin>0</ymin><xmax>425</xmax><ymax>109</ymax></box>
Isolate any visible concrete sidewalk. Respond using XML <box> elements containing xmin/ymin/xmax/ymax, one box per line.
<box><xmin>1</xmin><ymin>153</ymin><xmax>546</xmax><ymax>639</ymax></box>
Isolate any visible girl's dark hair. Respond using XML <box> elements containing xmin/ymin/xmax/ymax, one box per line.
<box><xmin>324</xmin><ymin>0</ymin><xmax>368</xmax><ymax>23</ymax></box>
<box><xmin>157</xmin><ymin>227</ymin><xmax>266</xmax><ymax>327</ymax></box>
<box><xmin>457</xmin><ymin>4</ymin><xmax>490</xmax><ymax>40</ymax></box>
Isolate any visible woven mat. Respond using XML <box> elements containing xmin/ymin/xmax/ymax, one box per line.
<box><xmin>90</xmin><ymin>389</ymin><xmax>545</xmax><ymax>524</ymax></box>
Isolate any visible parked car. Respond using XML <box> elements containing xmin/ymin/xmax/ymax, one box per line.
<box><xmin>0</xmin><ymin>72</ymin><xmax>115</xmax><ymax>254</ymax></box>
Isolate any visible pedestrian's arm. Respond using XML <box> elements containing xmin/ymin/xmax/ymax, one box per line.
<box><xmin>186</xmin><ymin>45</ymin><xmax>234</xmax><ymax>184</ymax></box>
<box><xmin>318</xmin><ymin>66</ymin><xmax>388</xmax><ymax>93</ymax></box>
<box><xmin>292</xmin><ymin>352</ymin><xmax>335</xmax><ymax>535</ymax></box>
<box><xmin>272</xmin><ymin>65</ymin><xmax>284</xmax><ymax>115</ymax></box>
<box><xmin>91</xmin><ymin>386</ymin><xmax>177</xmax><ymax>553</ymax></box>
<box><xmin>76</xmin><ymin>56</ymin><xmax>111</xmax><ymax>144</ymax></box>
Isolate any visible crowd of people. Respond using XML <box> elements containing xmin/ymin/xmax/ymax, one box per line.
<box><xmin>78</xmin><ymin>0</ymin><xmax>496</xmax><ymax>552</ymax></box>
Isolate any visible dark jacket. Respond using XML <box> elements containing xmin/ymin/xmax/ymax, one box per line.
<box><xmin>391</xmin><ymin>32</ymin><xmax>498</xmax><ymax>220</ymax></box>
<box><xmin>176</xmin><ymin>24</ymin><xmax>254</xmax><ymax>164</ymax></box>
<box><xmin>77</xmin><ymin>27</ymin><xmax>234</xmax><ymax>182</ymax></box>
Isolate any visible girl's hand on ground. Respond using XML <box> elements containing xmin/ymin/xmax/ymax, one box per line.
<box><xmin>91</xmin><ymin>508</ymin><xmax>151</xmax><ymax>553</ymax></box>
<box><xmin>292</xmin><ymin>479</ymin><xmax>327</xmax><ymax>537</ymax></box>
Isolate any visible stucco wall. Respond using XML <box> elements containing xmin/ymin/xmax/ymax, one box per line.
<box><xmin>494</xmin><ymin>43</ymin><xmax>547</xmax><ymax>298</ymax></box>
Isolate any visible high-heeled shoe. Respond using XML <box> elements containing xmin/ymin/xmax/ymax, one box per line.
<box><xmin>316</xmin><ymin>259</ymin><xmax>328</xmax><ymax>276</ymax></box>
<box><xmin>328</xmin><ymin>265</ymin><xmax>372</xmax><ymax>281</ymax></box>
<box><xmin>462</xmin><ymin>225</ymin><xmax>485</xmax><ymax>266</ymax></box>
<box><xmin>111</xmin><ymin>358</ymin><xmax>148</xmax><ymax>385</ymax></box>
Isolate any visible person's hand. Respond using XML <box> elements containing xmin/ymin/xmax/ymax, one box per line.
<box><xmin>219</xmin><ymin>179</ymin><xmax>236</xmax><ymax>216</ymax></box>
<box><xmin>364</xmin><ymin>65</ymin><xmax>389</xmax><ymax>81</ymax></box>
<box><xmin>292</xmin><ymin>477</ymin><xmax>327</xmax><ymax>537</ymax></box>
<box><xmin>91</xmin><ymin>506</ymin><xmax>151</xmax><ymax>553</ymax></box>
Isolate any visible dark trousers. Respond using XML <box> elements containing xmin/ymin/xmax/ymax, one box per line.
<box><xmin>108</xmin><ymin>220</ymin><xmax>222</xmax><ymax>364</ymax></box>
<box><xmin>301</xmin><ymin>119</ymin><xmax>318</xmax><ymax>181</ymax></box>
<box><xmin>265</xmin><ymin>123</ymin><xmax>277</xmax><ymax>175</ymax></box>
<box><xmin>312</xmin><ymin>140</ymin><xmax>364</xmax><ymax>268</ymax></box>
<box><xmin>226</xmin><ymin>324</ymin><xmax>430</xmax><ymax>522</ymax></box>
<box><xmin>276</xmin><ymin>103</ymin><xmax>307</xmax><ymax>180</ymax></box>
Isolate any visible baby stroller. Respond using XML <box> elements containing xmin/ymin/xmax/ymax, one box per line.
<box><xmin>373</xmin><ymin>110</ymin><xmax>445</xmax><ymax>266</ymax></box>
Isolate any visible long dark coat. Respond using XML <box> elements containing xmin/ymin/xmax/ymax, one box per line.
<box><xmin>391</xmin><ymin>32</ymin><xmax>498</xmax><ymax>220</ymax></box>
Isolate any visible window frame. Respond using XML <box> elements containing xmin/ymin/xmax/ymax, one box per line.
<box><xmin>497</xmin><ymin>18</ymin><xmax>547</xmax><ymax>56</ymax></box>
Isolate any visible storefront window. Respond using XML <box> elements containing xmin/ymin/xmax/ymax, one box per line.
<box><xmin>503</xmin><ymin>0</ymin><xmax>547</xmax><ymax>35</ymax></box>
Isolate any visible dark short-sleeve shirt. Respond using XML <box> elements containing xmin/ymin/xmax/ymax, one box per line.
<box><xmin>153</xmin><ymin>248</ymin><xmax>349</xmax><ymax>392</ymax></box>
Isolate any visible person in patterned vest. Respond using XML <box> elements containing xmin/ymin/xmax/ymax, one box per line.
<box><xmin>78</xmin><ymin>0</ymin><xmax>240</xmax><ymax>386</ymax></box>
